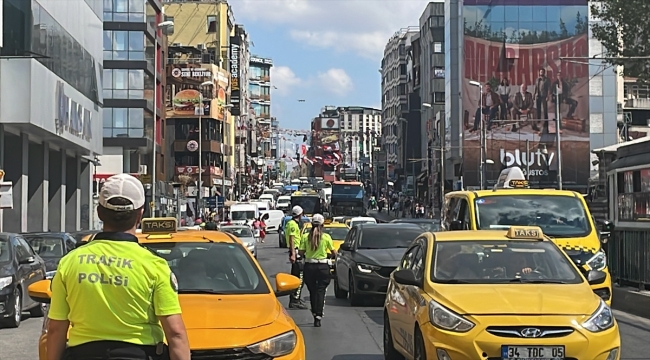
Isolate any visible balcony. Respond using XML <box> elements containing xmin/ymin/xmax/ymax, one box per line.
<box><xmin>261</xmin><ymin>94</ymin><xmax>270</xmax><ymax>101</ymax></box>
<box><xmin>173</xmin><ymin>139</ymin><xmax>224</xmax><ymax>153</ymax></box>
<box><xmin>250</xmin><ymin>93</ymin><xmax>261</xmax><ymax>100</ymax></box>
<box><xmin>259</xmin><ymin>113</ymin><xmax>271</xmax><ymax>119</ymax></box>
<box><xmin>261</xmin><ymin>76</ymin><xmax>270</xmax><ymax>82</ymax></box>
<box><xmin>624</xmin><ymin>98</ymin><xmax>650</xmax><ymax>110</ymax></box>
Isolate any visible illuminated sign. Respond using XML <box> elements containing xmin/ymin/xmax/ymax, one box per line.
<box><xmin>141</xmin><ymin>217</ymin><xmax>177</xmax><ymax>234</ymax></box>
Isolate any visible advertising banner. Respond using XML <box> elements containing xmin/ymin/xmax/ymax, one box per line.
<box><xmin>462</xmin><ymin>0</ymin><xmax>589</xmax><ymax>190</ymax></box>
<box><xmin>230</xmin><ymin>30</ymin><xmax>241</xmax><ymax>116</ymax></box>
<box><xmin>166</xmin><ymin>64</ymin><xmax>230</xmax><ymax>120</ymax></box>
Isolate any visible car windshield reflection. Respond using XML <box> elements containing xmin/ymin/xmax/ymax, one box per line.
<box><xmin>431</xmin><ymin>240</ymin><xmax>583</xmax><ymax>284</ymax></box>
<box><xmin>147</xmin><ymin>242</ymin><xmax>269</xmax><ymax>294</ymax></box>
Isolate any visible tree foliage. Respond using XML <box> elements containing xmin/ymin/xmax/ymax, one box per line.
<box><xmin>591</xmin><ymin>0</ymin><xmax>650</xmax><ymax>81</ymax></box>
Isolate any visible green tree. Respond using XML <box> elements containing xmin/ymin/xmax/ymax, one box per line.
<box><xmin>591</xmin><ymin>0</ymin><xmax>650</xmax><ymax>81</ymax></box>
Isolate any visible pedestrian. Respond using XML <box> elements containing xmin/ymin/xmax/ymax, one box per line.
<box><xmin>46</xmin><ymin>173</ymin><xmax>191</xmax><ymax>360</ymax></box>
<box><xmin>299</xmin><ymin>214</ymin><xmax>336</xmax><ymax>327</ymax></box>
<box><xmin>286</xmin><ymin>205</ymin><xmax>307</xmax><ymax>309</ymax></box>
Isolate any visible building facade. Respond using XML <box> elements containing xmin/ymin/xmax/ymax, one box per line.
<box><xmin>99</xmin><ymin>0</ymin><xmax>170</xmax><ymax>215</ymax></box>
<box><xmin>339</xmin><ymin>107</ymin><xmax>382</xmax><ymax>178</ymax></box>
<box><xmin>163</xmin><ymin>0</ymin><xmax>236</xmax><ymax>200</ymax></box>
<box><xmin>419</xmin><ymin>2</ymin><xmax>446</xmax><ymax>205</ymax></box>
<box><xmin>0</xmin><ymin>0</ymin><xmax>104</xmax><ymax>232</ymax></box>
<box><xmin>381</xmin><ymin>27</ymin><xmax>419</xmax><ymax>184</ymax></box>
<box><xmin>231</xmin><ymin>25</ymin><xmax>252</xmax><ymax>196</ymax></box>
<box><xmin>249</xmin><ymin>56</ymin><xmax>273</xmax><ymax>159</ymax></box>
<box><xmin>443</xmin><ymin>0</ymin><xmax>619</xmax><ymax>193</ymax></box>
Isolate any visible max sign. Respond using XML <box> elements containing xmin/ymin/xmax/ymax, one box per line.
<box><xmin>55</xmin><ymin>81</ymin><xmax>92</xmax><ymax>141</ymax></box>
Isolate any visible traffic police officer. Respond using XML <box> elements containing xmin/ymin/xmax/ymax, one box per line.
<box><xmin>286</xmin><ymin>205</ymin><xmax>307</xmax><ymax>309</ymax></box>
<box><xmin>299</xmin><ymin>214</ymin><xmax>337</xmax><ymax>327</ymax></box>
<box><xmin>47</xmin><ymin>174</ymin><xmax>191</xmax><ymax>360</ymax></box>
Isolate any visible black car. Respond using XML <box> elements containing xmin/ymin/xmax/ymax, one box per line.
<box><xmin>334</xmin><ymin>223</ymin><xmax>424</xmax><ymax>306</ymax></box>
<box><xmin>390</xmin><ymin>218</ymin><xmax>441</xmax><ymax>232</ymax></box>
<box><xmin>22</xmin><ymin>232</ymin><xmax>78</xmax><ymax>272</ymax></box>
<box><xmin>0</xmin><ymin>233</ymin><xmax>46</xmax><ymax>328</ymax></box>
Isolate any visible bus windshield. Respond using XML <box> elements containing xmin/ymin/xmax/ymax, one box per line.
<box><xmin>332</xmin><ymin>184</ymin><xmax>364</xmax><ymax>199</ymax></box>
<box><xmin>291</xmin><ymin>196</ymin><xmax>321</xmax><ymax>214</ymax></box>
<box><xmin>475</xmin><ymin>195</ymin><xmax>591</xmax><ymax>238</ymax></box>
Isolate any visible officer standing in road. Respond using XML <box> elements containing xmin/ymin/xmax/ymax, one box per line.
<box><xmin>299</xmin><ymin>214</ymin><xmax>337</xmax><ymax>327</ymax></box>
<box><xmin>47</xmin><ymin>174</ymin><xmax>191</xmax><ymax>360</ymax></box>
<box><xmin>286</xmin><ymin>205</ymin><xmax>307</xmax><ymax>309</ymax></box>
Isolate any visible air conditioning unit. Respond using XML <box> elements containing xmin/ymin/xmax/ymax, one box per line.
<box><xmin>197</xmin><ymin>43</ymin><xmax>205</xmax><ymax>50</ymax></box>
<box><xmin>171</xmin><ymin>42</ymin><xmax>182</xmax><ymax>47</ymax></box>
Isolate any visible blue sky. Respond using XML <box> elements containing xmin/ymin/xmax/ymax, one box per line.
<box><xmin>231</xmin><ymin>0</ymin><xmax>427</xmax><ymax>135</ymax></box>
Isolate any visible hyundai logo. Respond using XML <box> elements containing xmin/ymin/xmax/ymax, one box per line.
<box><xmin>520</xmin><ymin>328</ymin><xmax>543</xmax><ymax>338</ymax></box>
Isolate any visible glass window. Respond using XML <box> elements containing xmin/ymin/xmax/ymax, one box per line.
<box><xmin>357</xmin><ymin>227</ymin><xmax>422</xmax><ymax>249</ymax></box>
<box><xmin>129</xmin><ymin>108</ymin><xmax>144</xmax><ymax>127</ymax></box>
<box><xmin>23</xmin><ymin>235</ymin><xmax>65</xmax><ymax>258</ymax></box>
<box><xmin>113</xmin><ymin>31</ymin><xmax>128</xmax><ymax>51</ymax></box>
<box><xmin>432</xmin><ymin>240</ymin><xmax>582</xmax><ymax>284</ymax></box>
<box><xmin>129</xmin><ymin>31</ymin><xmax>144</xmax><ymax>51</ymax></box>
<box><xmin>474</xmin><ymin>195</ymin><xmax>591</xmax><ymax>237</ymax></box>
<box><xmin>113</xmin><ymin>108</ymin><xmax>128</xmax><ymax>127</ymax></box>
<box><xmin>103</xmin><ymin>108</ymin><xmax>113</xmax><ymax>127</ymax></box>
<box><xmin>104</xmin><ymin>107</ymin><xmax>146</xmax><ymax>138</ymax></box>
<box><xmin>207</xmin><ymin>15</ymin><xmax>217</xmax><ymax>33</ymax></box>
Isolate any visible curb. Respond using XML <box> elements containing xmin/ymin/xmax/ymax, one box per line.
<box><xmin>612</xmin><ymin>286</ymin><xmax>650</xmax><ymax>319</ymax></box>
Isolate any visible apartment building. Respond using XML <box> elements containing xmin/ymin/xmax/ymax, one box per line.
<box><xmin>250</xmin><ymin>56</ymin><xmax>273</xmax><ymax>158</ymax></box>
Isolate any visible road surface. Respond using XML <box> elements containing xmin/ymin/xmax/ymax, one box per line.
<box><xmin>1</xmin><ymin>233</ymin><xmax>649</xmax><ymax>359</ymax></box>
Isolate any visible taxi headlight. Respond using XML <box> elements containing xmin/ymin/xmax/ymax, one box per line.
<box><xmin>0</xmin><ymin>276</ymin><xmax>12</xmax><ymax>291</ymax></box>
<box><xmin>357</xmin><ymin>263</ymin><xmax>381</xmax><ymax>274</ymax></box>
<box><xmin>428</xmin><ymin>300</ymin><xmax>474</xmax><ymax>332</ymax></box>
<box><xmin>247</xmin><ymin>330</ymin><xmax>297</xmax><ymax>357</ymax></box>
<box><xmin>587</xmin><ymin>250</ymin><xmax>607</xmax><ymax>271</ymax></box>
<box><xmin>582</xmin><ymin>300</ymin><xmax>614</xmax><ymax>332</ymax></box>
<box><xmin>45</xmin><ymin>271</ymin><xmax>57</xmax><ymax>280</ymax></box>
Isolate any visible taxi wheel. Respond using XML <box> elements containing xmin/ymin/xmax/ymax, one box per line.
<box><xmin>383</xmin><ymin>311</ymin><xmax>405</xmax><ymax>360</ymax></box>
<box><xmin>414</xmin><ymin>328</ymin><xmax>427</xmax><ymax>360</ymax></box>
<box><xmin>334</xmin><ymin>276</ymin><xmax>347</xmax><ymax>299</ymax></box>
<box><xmin>348</xmin><ymin>273</ymin><xmax>363</xmax><ymax>306</ymax></box>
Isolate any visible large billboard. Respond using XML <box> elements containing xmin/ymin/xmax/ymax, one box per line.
<box><xmin>462</xmin><ymin>0</ymin><xmax>589</xmax><ymax>190</ymax></box>
<box><xmin>166</xmin><ymin>64</ymin><xmax>230</xmax><ymax>120</ymax></box>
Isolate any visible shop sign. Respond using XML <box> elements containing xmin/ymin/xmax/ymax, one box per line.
<box><xmin>170</xmin><ymin>67</ymin><xmax>212</xmax><ymax>78</ymax></box>
<box><xmin>250</xmin><ymin>57</ymin><xmax>272</xmax><ymax>65</ymax></box>
<box><xmin>229</xmin><ymin>34</ymin><xmax>241</xmax><ymax>116</ymax></box>
<box><xmin>175</xmin><ymin>166</ymin><xmax>222</xmax><ymax>176</ymax></box>
<box><xmin>55</xmin><ymin>81</ymin><xmax>92</xmax><ymax>141</ymax></box>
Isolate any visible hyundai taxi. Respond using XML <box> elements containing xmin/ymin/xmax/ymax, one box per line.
<box><xmin>28</xmin><ymin>218</ymin><xmax>306</xmax><ymax>360</ymax></box>
<box><xmin>443</xmin><ymin>167</ymin><xmax>614</xmax><ymax>305</ymax></box>
<box><xmin>300</xmin><ymin>220</ymin><xmax>350</xmax><ymax>251</ymax></box>
<box><xmin>383</xmin><ymin>226</ymin><xmax>620</xmax><ymax>360</ymax></box>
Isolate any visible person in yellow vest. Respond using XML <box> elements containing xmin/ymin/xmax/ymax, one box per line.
<box><xmin>47</xmin><ymin>173</ymin><xmax>190</xmax><ymax>360</ymax></box>
<box><xmin>286</xmin><ymin>205</ymin><xmax>307</xmax><ymax>309</ymax></box>
<box><xmin>299</xmin><ymin>214</ymin><xmax>337</xmax><ymax>327</ymax></box>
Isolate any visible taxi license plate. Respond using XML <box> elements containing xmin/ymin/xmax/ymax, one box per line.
<box><xmin>501</xmin><ymin>345</ymin><xmax>564</xmax><ymax>360</ymax></box>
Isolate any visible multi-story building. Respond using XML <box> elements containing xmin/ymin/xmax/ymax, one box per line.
<box><xmin>381</xmin><ymin>27</ymin><xmax>419</xmax><ymax>185</ymax></box>
<box><xmin>249</xmin><ymin>56</ymin><xmax>273</xmax><ymax>158</ymax></box>
<box><xmin>231</xmin><ymin>24</ymin><xmax>252</xmax><ymax>196</ymax></box>
<box><xmin>99</xmin><ymin>0</ymin><xmax>170</xmax><ymax>215</ymax></box>
<box><xmin>419</xmin><ymin>2</ymin><xmax>446</xmax><ymax>206</ymax></box>
<box><xmin>0</xmin><ymin>0</ymin><xmax>103</xmax><ymax>232</ymax></box>
<box><xmin>339</xmin><ymin>107</ymin><xmax>382</xmax><ymax>176</ymax></box>
<box><xmin>444</xmin><ymin>0</ymin><xmax>619</xmax><ymax>193</ymax></box>
<box><xmin>309</xmin><ymin>106</ymin><xmax>342</xmax><ymax>182</ymax></box>
<box><xmin>163</xmin><ymin>0</ymin><xmax>236</xmax><ymax>200</ymax></box>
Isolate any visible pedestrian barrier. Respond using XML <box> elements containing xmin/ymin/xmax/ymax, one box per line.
<box><xmin>606</xmin><ymin>230</ymin><xmax>650</xmax><ymax>290</ymax></box>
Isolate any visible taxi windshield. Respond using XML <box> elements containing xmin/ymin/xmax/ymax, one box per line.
<box><xmin>323</xmin><ymin>227</ymin><xmax>349</xmax><ymax>240</ymax></box>
<box><xmin>474</xmin><ymin>195</ymin><xmax>591</xmax><ymax>237</ymax></box>
<box><xmin>147</xmin><ymin>242</ymin><xmax>269</xmax><ymax>295</ymax></box>
<box><xmin>431</xmin><ymin>240</ymin><xmax>582</xmax><ymax>284</ymax></box>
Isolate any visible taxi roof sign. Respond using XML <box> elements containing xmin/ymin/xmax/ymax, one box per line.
<box><xmin>506</xmin><ymin>226</ymin><xmax>544</xmax><ymax>240</ymax></box>
<box><xmin>494</xmin><ymin>167</ymin><xmax>529</xmax><ymax>189</ymax></box>
<box><xmin>141</xmin><ymin>217</ymin><xmax>177</xmax><ymax>234</ymax></box>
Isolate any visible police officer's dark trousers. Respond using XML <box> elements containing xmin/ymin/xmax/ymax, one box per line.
<box><xmin>303</xmin><ymin>263</ymin><xmax>331</xmax><ymax>318</ymax></box>
<box><xmin>289</xmin><ymin>251</ymin><xmax>304</xmax><ymax>304</ymax></box>
<box><xmin>64</xmin><ymin>340</ymin><xmax>169</xmax><ymax>360</ymax></box>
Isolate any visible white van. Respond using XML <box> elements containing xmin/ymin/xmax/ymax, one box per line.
<box><xmin>260</xmin><ymin>210</ymin><xmax>284</xmax><ymax>232</ymax></box>
<box><xmin>259</xmin><ymin>194</ymin><xmax>276</xmax><ymax>208</ymax></box>
<box><xmin>251</xmin><ymin>199</ymin><xmax>270</xmax><ymax>212</ymax></box>
<box><xmin>230</xmin><ymin>203</ymin><xmax>259</xmax><ymax>224</ymax></box>
<box><xmin>276</xmin><ymin>195</ymin><xmax>291</xmax><ymax>211</ymax></box>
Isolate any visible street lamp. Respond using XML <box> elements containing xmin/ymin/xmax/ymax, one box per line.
<box><xmin>469</xmin><ymin>80</ymin><xmax>486</xmax><ymax>189</ymax></box>
<box><xmin>151</xmin><ymin>20</ymin><xmax>174</xmax><ymax>215</ymax></box>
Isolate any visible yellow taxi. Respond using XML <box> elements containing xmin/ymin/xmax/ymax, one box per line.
<box><xmin>442</xmin><ymin>167</ymin><xmax>614</xmax><ymax>305</ymax></box>
<box><xmin>300</xmin><ymin>220</ymin><xmax>350</xmax><ymax>251</ymax></box>
<box><xmin>28</xmin><ymin>218</ymin><xmax>306</xmax><ymax>360</ymax></box>
<box><xmin>383</xmin><ymin>226</ymin><xmax>620</xmax><ymax>360</ymax></box>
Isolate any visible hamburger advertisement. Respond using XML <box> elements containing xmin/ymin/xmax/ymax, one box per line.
<box><xmin>166</xmin><ymin>64</ymin><xmax>230</xmax><ymax>120</ymax></box>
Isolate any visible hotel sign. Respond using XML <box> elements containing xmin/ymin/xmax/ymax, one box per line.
<box><xmin>55</xmin><ymin>81</ymin><xmax>92</xmax><ymax>141</ymax></box>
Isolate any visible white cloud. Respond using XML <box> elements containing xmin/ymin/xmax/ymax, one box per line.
<box><xmin>317</xmin><ymin>68</ymin><xmax>353</xmax><ymax>96</ymax></box>
<box><xmin>232</xmin><ymin>0</ymin><xmax>425</xmax><ymax>59</ymax></box>
<box><xmin>270</xmin><ymin>66</ymin><xmax>302</xmax><ymax>96</ymax></box>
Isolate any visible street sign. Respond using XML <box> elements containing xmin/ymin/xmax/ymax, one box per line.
<box><xmin>140</xmin><ymin>174</ymin><xmax>152</xmax><ymax>184</ymax></box>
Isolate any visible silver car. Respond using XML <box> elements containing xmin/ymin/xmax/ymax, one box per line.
<box><xmin>220</xmin><ymin>225</ymin><xmax>257</xmax><ymax>258</ymax></box>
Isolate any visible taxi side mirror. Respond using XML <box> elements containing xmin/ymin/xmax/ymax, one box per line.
<box><xmin>598</xmin><ymin>220</ymin><xmax>614</xmax><ymax>233</ymax></box>
<box><xmin>340</xmin><ymin>243</ymin><xmax>352</xmax><ymax>251</ymax></box>
<box><xmin>393</xmin><ymin>269</ymin><xmax>421</xmax><ymax>287</ymax></box>
<box><xmin>274</xmin><ymin>273</ymin><xmax>300</xmax><ymax>297</ymax></box>
<box><xmin>450</xmin><ymin>220</ymin><xmax>463</xmax><ymax>231</ymax></box>
<box><xmin>587</xmin><ymin>270</ymin><xmax>607</xmax><ymax>286</ymax></box>
<box><xmin>28</xmin><ymin>280</ymin><xmax>52</xmax><ymax>304</ymax></box>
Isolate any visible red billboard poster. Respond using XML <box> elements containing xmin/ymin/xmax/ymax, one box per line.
<box><xmin>462</xmin><ymin>0</ymin><xmax>590</xmax><ymax>190</ymax></box>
